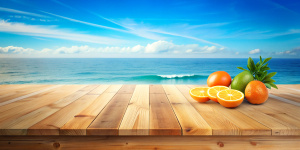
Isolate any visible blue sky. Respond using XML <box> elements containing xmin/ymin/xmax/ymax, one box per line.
<box><xmin>0</xmin><ymin>0</ymin><xmax>299</xmax><ymax>58</ymax></box>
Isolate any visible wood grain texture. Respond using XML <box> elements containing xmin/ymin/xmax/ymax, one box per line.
<box><xmin>60</xmin><ymin>85</ymin><xmax>121</xmax><ymax>135</ymax></box>
<box><xmin>149</xmin><ymin>85</ymin><xmax>181</xmax><ymax>135</ymax></box>
<box><xmin>0</xmin><ymin>85</ymin><xmax>56</xmax><ymax>104</ymax></box>
<box><xmin>0</xmin><ymin>85</ymin><xmax>86</xmax><ymax>126</ymax></box>
<box><xmin>238</xmin><ymin>102</ymin><xmax>300</xmax><ymax>135</ymax></box>
<box><xmin>163</xmin><ymin>85</ymin><xmax>212</xmax><ymax>135</ymax></box>
<box><xmin>119</xmin><ymin>85</ymin><xmax>150</xmax><ymax>135</ymax></box>
<box><xmin>1</xmin><ymin>136</ymin><xmax>300</xmax><ymax>150</ymax></box>
<box><xmin>87</xmin><ymin>85</ymin><xmax>136</xmax><ymax>135</ymax></box>
<box><xmin>0</xmin><ymin>84</ymin><xmax>299</xmax><ymax>137</ymax></box>
<box><xmin>149</xmin><ymin>84</ymin><xmax>165</xmax><ymax>94</ymax></box>
<box><xmin>176</xmin><ymin>85</ymin><xmax>240</xmax><ymax>135</ymax></box>
<box><xmin>239</xmin><ymin>102</ymin><xmax>300</xmax><ymax>135</ymax></box>
<box><xmin>27</xmin><ymin>86</ymin><xmax>100</xmax><ymax>135</ymax></box>
<box><xmin>0</xmin><ymin>85</ymin><xmax>97</xmax><ymax>135</ymax></box>
<box><xmin>263</xmin><ymin>97</ymin><xmax>300</xmax><ymax>120</ymax></box>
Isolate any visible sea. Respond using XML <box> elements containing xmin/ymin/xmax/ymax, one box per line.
<box><xmin>0</xmin><ymin>58</ymin><xmax>299</xmax><ymax>84</ymax></box>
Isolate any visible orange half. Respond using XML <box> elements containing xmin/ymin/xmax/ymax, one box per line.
<box><xmin>207</xmin><ymin>86</ymin><xmax>229</xmax><ymax>102</ymax></box>
<box><xmin>217</xmin><ymin>89</ymin><xmax>244</xmax><ymax>108</ymax></box>
<box><xmin>189</xmin><ymin>87</ymin><xmax>210</xmax><ymax>102</ymax></box>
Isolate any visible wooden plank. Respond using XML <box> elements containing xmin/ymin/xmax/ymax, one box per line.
<box><xmin>0</xmin><ymin>85</ymin><xmax>87</xmax><ymax>124</ymax></box>
<box><xmin>0</xmin><ymin>85</ymin><xmax>50</xmax><ymax>103</ymax></box>
<box><xmin>237</xmin><ymin>102</ymin><xmax>300</xmax><ymax>135</ymax></box>
<box><xmin>28</xmin><ymin>93</ymin><xmax>100</xmax><ymax>135</ymax></box>
<box><xmin>0</xmin><ymin>85</ymin><xmax>61</xmax><ymax>106</ymax></box>
<box><xmin>278</xmin><ymin>84</ymin><xmax>300</xmax><ymax>90</ymax></box>
<box><xmin>104</xmin><ymin>84</ymin><xmax>123</xmax><ymax>93</ymax></box>
<box><xmin>254</xmin><ymin>98</ymin><xmax>300</xmax><ymax>123</ymax></box>
<box><xmin>117</xmin><ymin>85</ymin><xmax>136</xmax><ymax>94</ymax></box>
<box><xmin>149</xmin><ymin>84</ymin><xmax>165</xmax><ymax>94</ymax></box>
<box><xmin>176</xmin><ymin>85</ymin><xmax>240</xmax><ymax>135</ymax></box>
<box><xmin>119</xmin><ymin>85</ymin><xmax>150</xmax><ymax>135</ymax></box>
<box><xmin>87</xmin><ymin>85</ymin><xmax>136</xmax><ymax>135</ymax></box>
<box><xmin>239</xmin><ymin>102</ymin><xmax>300</xmax><ymax>135</ymax></box>
<box><xmin>263</xmin><ymin>97</ymin><xmax>300</xmax><ymax>120</ymax></box>
<box><xmin>87</xmin><ymin>84</ymin><xmax>110</xmax><ymax>95</ymax></box>
<box><xmin>163</xmin><ymin>85</ymin><xmax>212</xmax><ymax>135</ymax></box>
<box><xmin>276</xmin><ymin>85</ymin><xmax>300</xmax><ymax>95</ymax></box>
<box><xmin>0</xmin><ymin>85</ymin><xmax>29</xmax><ymax>95</ymax></box>
<box><xmin>269</xmin><ymin>86</ymin><xmax>300</xmax><ymax>103</ymax></box>
<box><xmin>188</xmin><ymin>85</ymin><xmax>271</xmax><ymax>135</ymax></box>
<box><xmin>60</xmin><ymin>85</ymin><xmax>122</xmax><ymax>135</ymax></box>
<box><xmin>269</xmin><ymin>94</ymin><xmax>300</xmax><ymax>107</ymax></box>
<box><xmin>149</xmin><ymin>85</ymin><xmax>181</xmax><ymax>135</ymax></box>
<box><xmin>0</xmin><ymin>85</ymin><xmax>98</xmax><ymax>135</ymax></box>
<box><xmin>1</xmin><ymin>136</ymin><xmax>300</xmax><ymax>150</ymax></box>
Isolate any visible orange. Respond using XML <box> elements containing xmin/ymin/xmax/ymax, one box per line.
<box><xmin>207</xmin><ymin>86</ymin><xmax>229</xmax><ymax>102</ymax></box>
<box><xmin>245</xmin><ymin>80</ymin><xmax>268</xmax><ymax>104</ymax></box>
<box><xmin>217</xmin><ymin>89</ymin><xmax>244</xmax><ymax>108</ymax></box>
<box><xmin>189</xmin><ymin>87</ymin><xmax>210</xmax><ymax>102</ymax></box>
<box><xmin>207</xmin><ymin>71</ymin><xmax>231</xmax><ymax>87</ymax></box>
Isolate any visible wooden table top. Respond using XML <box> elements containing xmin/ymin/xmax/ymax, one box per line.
<box><xmin>0</xmin><ymin>84</ymin><xmax>299</xmax><ymax>136</ymax></box>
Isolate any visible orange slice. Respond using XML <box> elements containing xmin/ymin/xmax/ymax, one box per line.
<box><xmin>189</xmin><ymin>87</ymin><xmax>210</xmax><ymax>102</ymax></box>
<box><xmin>217</xmin><ymin>89</ymin><xmax>244</xmax><ymax>108</ymax></box>
<box><xmin>207</xmin><ymin>86</ymin><xmax>229</xmax><ymax>102</ymax></box>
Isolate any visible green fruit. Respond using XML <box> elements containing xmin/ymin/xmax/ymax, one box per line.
<box><xmin>231</xmin><ymin>71</ymin><xmax>254</xmax><ymax>93</ymax></box>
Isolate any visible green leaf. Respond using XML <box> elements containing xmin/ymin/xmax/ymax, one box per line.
<box><xmin>261</xmin><ymin>66</ymin><xmax>270</xmax><ymax>71</ymax></box>
<box><xmin>258</xmin><ymin>72</ymin><xmax>267</xmax><ymax>81</ymax></box>
<box><xmin>264</xmin><ymin>78</ymin><xmax>276</xmax><ymax>83</ymax></box>
<box><xmin>264</xmin><ymin>72</ymin><xmax>277</xmax><ymax>80</ymax></box>
<box><xmin>269</xmin><ymin>82</ymin><xmax>278</xmax><ymax>89</ymax></box>
<box><xmin>255</xmin><ymin>62</ymin><xmax>260</xmax><ymax>68</ymax></box>
<box><xmin>247</xmin><ymin>64</ymin><xmax>252</xmax><ymax>73</ymax></box>
<box><xmin>260</xmin><ymin>56</ymin><xmax>263</xmax><ymax>64</ymax></box>
<box><xmin>262</xmin><ymin>57</ymin><xmax>272</xmax><ymax>65</ymax></box>
<box><xmin>248</xmin><ymin>57</ymin><xmax>256</xmax><ymax>72</ymax></box>
<box><xmin>265</xmin><ymin>83</ymin><xmax>272</xmax><ymax>89</ymax></box>
<box><xmin>237</xmin><ymin>67</ymin><xmax>248</xmax><ymax>71</ymax></box>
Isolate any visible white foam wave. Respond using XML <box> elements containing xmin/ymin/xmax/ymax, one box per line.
<box><xmin>158</xmin><ymin>74</ymin><xmax>195</xmax><ymax>78</ymax></box>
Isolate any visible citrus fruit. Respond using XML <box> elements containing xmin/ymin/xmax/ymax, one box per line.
<box><xmin>245</xmin><ymin>80</ymin><xmax>269</xmax><ymax>104</ymax></box>
<box><xmin>207</xmin><ymin>86</ymin><xmax>229</xmax><ymax>102</ymax></box>
<box><xmin>231</xmin><ymin>71</ymin><xmax>254</xmax><ymax>93</ymax></box>
<box><xmin>189</xmin><ymin>87</ymin><xmax>210</xmax><ymax>102</ymax></box>
<box><xmin>217</xmin><ymin>89</ymin><xmax>244</xmax><ymax>108</ymax></box>
<box><xmin>207</xmin><ymin>71</ymin><xmax>231</xmax><ymax>87</ymax></box>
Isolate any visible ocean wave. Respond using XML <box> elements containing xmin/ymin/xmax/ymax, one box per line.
<box><xmin>158</xmin><ymin>74</ymin><xmax>197</xmax><ymax>78</ymax></box>
<box><xmin>131</xmin><ymin>74</ymin><xmax>208</xmax><ymax>80</ymax></box>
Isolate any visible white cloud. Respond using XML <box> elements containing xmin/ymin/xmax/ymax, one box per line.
<box><xmin>145</xmin><ymin>41</ymin><xmax>174</xmax><ymax>53</ymax></box>
<box><xmin>0</xmin><ymin>20</ymin><xmax>127</xmax><ymax>45</ymax></box>
<box><xmin>131</xmin><ymin>45</ymin><xmax>144</xmax><ymax>52</ymax></box>
<box><xmin>235</xmin><ymin>52</ymin><xmax>239</xmax><ymax>55</ymax></box>
<box><xmin>0</xmin><ymin>7</ymin><xmax>47</xmax><ymax>18</ymax></box>
<box><xmin>276</xmin><ymin>47</ymin><xmax>300</xmax><ymax>55</ymax></box>
<box><xmin>249</xmin><ymin>49</ymin><xmax>260</xmax><ymax>54</ymax></box>
<box><xmin>53</xmin><ymin>45</ymin><xmax>92</xmax><ymax>54</ymax></box>
<box><xmin>144</xmin><ymin>41</ymin><xmax>221</xmax><ymax>54</ymax></box>
<box><xmin>0</xmin><ymin>41</ymin><xmax>223</xmax><ymax>57</ymax></box>
<box><xmin>0</xmin><ymin>46</ymin><xmax>35</xmax><ymax>54</ymax></box>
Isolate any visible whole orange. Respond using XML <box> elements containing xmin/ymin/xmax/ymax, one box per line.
<box><xmin>245</xmin><ymin>80</ymin><xmax>268</xmax><ymax>104</ymax></box>
<box><xmin>207</xmin><ymin>71</ymin><xmax>231</xmax><ymax>87</ymax></box>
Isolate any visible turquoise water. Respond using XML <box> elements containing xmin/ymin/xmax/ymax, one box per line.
<box><xmin>0</xmin><ymin>58</ymin><xmax>299</xmax><ymax>84</ymax></box>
